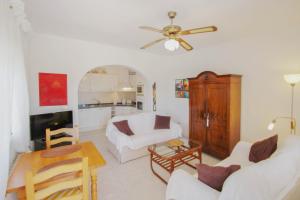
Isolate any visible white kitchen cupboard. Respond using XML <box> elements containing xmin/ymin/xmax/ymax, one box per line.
<box><xmin>78</xmin><ymin>107</ymin><xmax>112</xmax><ymax>132</ymax></box>
<box><xmin>114</xmin><ymin>106</ymin><xmax>138</xmax><ymax>116</ymax></box>
<box><xmin>78</xmin><ymin>70</ymin><xmax>139</xmax><ymax>92</ymax></box>
<box><xmin>78</xmin><ymin>74</ymin><xmax>117</xmax><ymax>92</ymax></box>
<box><xmin>90</xmin><ymin>74</ymin><xmax>117</xmax><ymax>92</ymax></box>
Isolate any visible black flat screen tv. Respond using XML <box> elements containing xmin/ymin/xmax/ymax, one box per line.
<box><xmin>30</xmin><ymin>111</ymin><xmax>73</xmax><ymax>140</ymax></box>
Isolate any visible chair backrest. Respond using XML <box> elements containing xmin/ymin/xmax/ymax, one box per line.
<box><xmin>25</xmin><ymin>157</ymin><xmax>89</xmax><ymax>200</ymax></box>
<box><xmin>46</xmin><ymin>127</ymin><xmax>79</xmax><ymax>149</ymax></box>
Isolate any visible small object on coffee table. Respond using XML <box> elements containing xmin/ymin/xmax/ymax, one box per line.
<box><xmin>167</xmin><ymin>139</ymin><xmax>184</xmax><ymax>148</ymax></box>
<box><xmin>148</xmin><ymin>138</ymin><xmax>202</xmax><ymax>184</ymax></box>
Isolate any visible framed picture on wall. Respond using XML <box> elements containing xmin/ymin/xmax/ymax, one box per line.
<box><xmin>175</xmin><ymin>79</ymin><xmax>189</xmax><ymax>98</ymax></box>
<box><xmin>152</xmin><ymin>82</ymin><xmax>156</xmax><ymax>111</ymax></box>
<box><xmin>39</xmin><ymin>73</ymin><xmax>68</xmax><ymax>106</ymax></box>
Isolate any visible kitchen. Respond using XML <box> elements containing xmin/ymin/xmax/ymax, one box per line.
<box><xmin>78</xmin><ymin>65</ymin><xmax>146</xmax><ymax>132</ymax></box>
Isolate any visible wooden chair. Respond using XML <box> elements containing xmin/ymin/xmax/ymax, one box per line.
<box><xmin>46</xmin><ymin>127</ymin><xmax>79</xmax><ymax>149</ymax></box>
<box><xmin>25</xmin><ymin>157</ymin><xmax>89</xmax><ymax>200</ymax></box>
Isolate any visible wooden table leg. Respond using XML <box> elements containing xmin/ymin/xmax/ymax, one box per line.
<box><xmin>150</xmin><ymin>153</ymin><xmax>168</xmax><ymax>184</ymax></box>
<box><xmin>90</xmin><ymin>167</ymin><xmax>98</xmax><ymax>200</ymax></box>
<box><xmin>198</xmin><ymin>147</ymin><xmax>202</xmax><ymax>163</ymax></box>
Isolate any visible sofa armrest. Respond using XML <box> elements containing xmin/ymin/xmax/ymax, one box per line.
<box><xmin>217</xmin><ymin>141</ymin><xmax>253</xmax><ymax>167</ymax></box>
<box><xmin>166</xmin><ymin>169</ymin><xmax>220</xmax><ymax>200</ymax></box>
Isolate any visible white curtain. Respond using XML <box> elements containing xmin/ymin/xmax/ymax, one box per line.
<box><xmin>0</xmin><ymin>0</ymin><xmax>30</xmax><ymax>198</ymax></box>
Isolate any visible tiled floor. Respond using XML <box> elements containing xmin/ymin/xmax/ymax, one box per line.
<box><xmin>80</xmin><ymin>129</ymin><xmax>219</xmax><ymax>200</ymax></box>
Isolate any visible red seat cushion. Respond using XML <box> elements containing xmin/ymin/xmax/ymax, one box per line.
<box><xmin>197</xmin><ymin>163</ymin><xmax>241</xmax><ymax>191</ymax></box>
<box><xmin>249</xmin><ymin>134</ymin><xmax>278</xmax><ymax>163</ymax></box>
<box><xmin>113</xmin><ymin>120</ymin><xmax>134</xmax><ymax>136</ymax></box>
<box><xmin>154</xmin><ymin>115</ymin><xmax>171</xmax><ymax>129</ymax></box>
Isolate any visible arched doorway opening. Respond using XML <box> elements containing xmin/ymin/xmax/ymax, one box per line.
<box><xmin>77</xmin><ymin>65</ymin><xmax>149</xmax><ymax>132</ymax></box>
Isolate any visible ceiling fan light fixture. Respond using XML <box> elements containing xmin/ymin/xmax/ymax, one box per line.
<box><xmin>139</xmin><ymin>11</ymin><xmax>217</xmax><ymax>51</ymax></box>
<box><xmin>164</xmin><ymin>39</ymin><xmax>179</xmax><ymax>51</ymax></box>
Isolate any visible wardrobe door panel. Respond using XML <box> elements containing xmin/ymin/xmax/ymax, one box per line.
<box><xmin>206</xmin><ymin>83</ymin><xmax>228</xmax><ymax>157</ymax></box>
<box><xmin>189</xmin><ymin>83</ymin><xmax>206</xmax><ymax>144</ymax></box>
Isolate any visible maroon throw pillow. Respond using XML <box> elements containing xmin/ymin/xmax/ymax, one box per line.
<box><xmin>197</xmin><ymin>163</ymin><xmax>241</xmax><ymax>191</ymax></box>
<box><xmin>113</xmin><ymin>120</ymin><xmax>134</xmax><ymax>136</ymax></box>
<box><xmin>154</xmin><ymin>115</ymin><xmax>171</xmax><ymax>129</ymax></box>
<box><xmin>249</xmin><ymin>134</ymin><xmax>278</xmax><ymax>163</ymax></box>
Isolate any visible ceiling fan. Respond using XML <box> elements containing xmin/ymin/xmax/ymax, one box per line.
<box><xmin>139</xmin><ymin>11</ymin><xmax>217</xmax><ymax>51</ymax></box>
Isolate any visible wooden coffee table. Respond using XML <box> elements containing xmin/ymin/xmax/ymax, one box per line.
<box><xmin>148</xmin><ymin>138</ymin><xmax>202</xmax><ymax>184</ymax></box>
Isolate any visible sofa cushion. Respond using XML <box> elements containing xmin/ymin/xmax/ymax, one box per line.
<box><xmin>217</xmin><ymin>141</ymin><xmax>254</xmax><ymax>168</ymax></box>
<box><xmin>128</xmin><ymin>113</ymin><xmax>155</xmax><ymax>134</ymax></box>
<box><xmin>197</xmin><ymin>163</ymin><xmax>241</xmax><ymax>191</ymax></box>
<box><xmin>154</xmin><ymin>115</ymin><xmax>171</xmax><ymax>129</ymax></box>
<box><xmin>219</xmin><ymin>150</ymin><xmax>300</xmax><ymax>200</ymax></box>
<box><xmin>113</xmin><ymin>120</ymin><xmax>134</xmax><ymax>136</ymax></box>
<box><xmin>166</xmin><ymin>169</ymin><xmax>220</xmax><ymax>200</ymax></box>
<box><xmin>249</xmin><ymin>134</ymin><xmax>278</xmax><ymax>163</ymax></box>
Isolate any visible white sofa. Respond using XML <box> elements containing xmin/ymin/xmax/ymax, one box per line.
<box><xmin>166</xmin><ymin>135</ymin><xmax>300</xmax><ymax>200</ymax></box>
<box><xmin>106</xmin><ymin>112</ymin><xmax>182</xmax><ymax>163</ymax></box>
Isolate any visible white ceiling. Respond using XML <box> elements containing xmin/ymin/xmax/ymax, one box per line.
<box><xmin>25</xmin><ymin>0</ymin><xmax>300</xmax><ymax>55</ymax></box>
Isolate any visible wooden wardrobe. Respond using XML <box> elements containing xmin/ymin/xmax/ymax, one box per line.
<box><xmin>188</xmin><ymin>71</ymin><xmax>241</xmax><ymax>159</ymax></box>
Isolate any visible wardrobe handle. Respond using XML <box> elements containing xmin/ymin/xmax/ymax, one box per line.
<box><xmin>206</xmin><ymin>113</ymin><xmax>210</xmax><ymax>128</ymax></box>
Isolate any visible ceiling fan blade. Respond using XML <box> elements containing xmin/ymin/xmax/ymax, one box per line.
<box><xmin>140</xmin><ymin>38</ymin><xmax>166</xmax><ymax>49</ymax></box>
<box><xmin>139</xmin><ymin>26</ymin><xmax>163</xmax><ymax>33</ymax></box>
<box><xmin>180</xmin><ymin>26</ymin><xmax>217</xmax><ymax>35</ymax></box>
<box><xmin>176</xmin><ymin>38</ymin><xmax>193</xmax><ymax>51</ymax></box>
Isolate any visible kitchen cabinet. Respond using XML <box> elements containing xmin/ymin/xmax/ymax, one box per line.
<box><xmin>114</xmin><ymin>106</ymin><xmax>138</xmax><ymax>116</ymax></box>
<box><xmin>78</xmin><ymin>74</ymin><xmax>117</xmax><ymax>92</ymax></box>
<box><xmin>90</xmin><ymin>74</ymin><xmax>117</xmax><ymax>92</ymax></box>
<box><xmin>116</xmin><ymin>69</ymin><xmax>136</xmax><ymax>92</ymax></box>
<box><xmin>79</xmin><ymin>107</ymin><xmax>112</xmax><ymax>132</ymax></box>
<box><xmin>79</xmin><ymin>70</ymin><xmax>138</xmax><ymax>92</ymax></box>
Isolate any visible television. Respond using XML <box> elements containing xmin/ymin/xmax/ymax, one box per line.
<box><xmin>30</xmin><ymin>111</ymin><xmax>73</xmax><ymax>140</ymax></box>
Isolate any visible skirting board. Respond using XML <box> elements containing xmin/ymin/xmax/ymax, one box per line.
<box><xmin>107</xmin><ymin>139</ymin><xmax>149</xmax><ymax>163</ymax></box>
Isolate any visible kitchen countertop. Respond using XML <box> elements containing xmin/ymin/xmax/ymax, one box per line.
<box><xmin>78</xmin><ymin>103</ymin><xmax>136</xmax><ymax>109</ymax></box>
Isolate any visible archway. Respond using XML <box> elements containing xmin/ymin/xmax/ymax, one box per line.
<box><xmin>77</xmin><ymin>65</ymin><xmax>150</xmax><ymax>132</ymax></box>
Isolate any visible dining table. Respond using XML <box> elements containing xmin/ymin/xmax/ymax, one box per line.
<box><xmin>6</xmin><ymin>141</ymin><xmax>106</xmax><ymax>200</ymax></box>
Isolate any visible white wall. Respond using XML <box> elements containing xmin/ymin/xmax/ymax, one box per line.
<box><xmin>0</xmin><ymin>1</ymin><xmax>13</xmax><ymax>197</ymax></box>
<box><xmin>27</xmin><ymin>33</ymin><xmax>165</xmax><ymax>125</ymax></box>
<box><xmin>1</xmin><ymin>0</ymin><xmax>30</xmax><ymax>199</ymax></box>
<box><xmin>157</xmin><ymin>30</ymin><xmax>300</xmax><ymax>142</ymax></box>
<box><xmin>27</xmin><ymin>28</ymin><xmax>300</xmax><ymax>143</ymax></box>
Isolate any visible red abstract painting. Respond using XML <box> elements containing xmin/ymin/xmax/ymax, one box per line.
<box><xmin>39</xmin><ymin>73</ymin><xmax>67</xmax><ymax>106</ymax></box>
